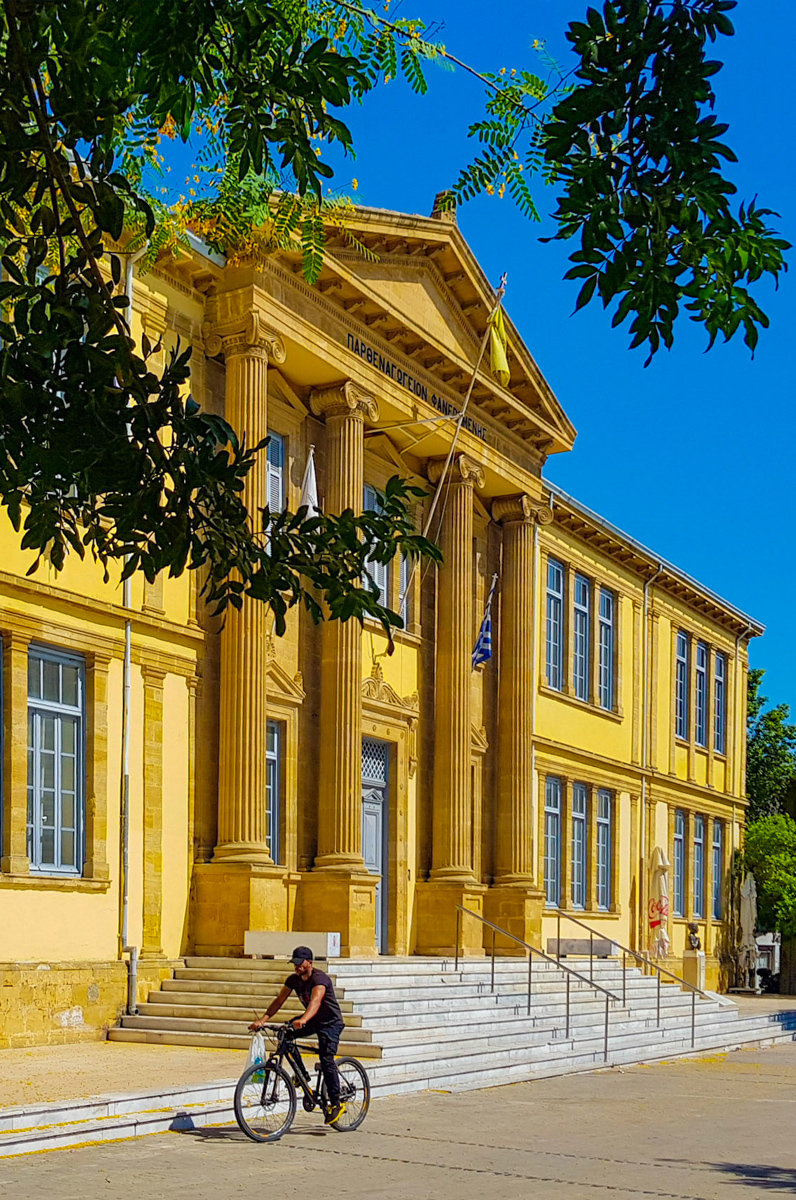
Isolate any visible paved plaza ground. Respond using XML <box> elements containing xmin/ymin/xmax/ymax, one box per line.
<box><xmin>3</xmin><ymin>1041</ymin><xmax>796</xmax><ymax>1198</ymax></box>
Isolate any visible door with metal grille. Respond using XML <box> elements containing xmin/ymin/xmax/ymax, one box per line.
<box><xmin>361</xmin><ymin>737</ymin><xmax>389</xmax><ymax>952</ymax></box>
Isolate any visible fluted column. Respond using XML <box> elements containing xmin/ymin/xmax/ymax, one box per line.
<box><xmin>208</xmin><ymin>312</ymin><xmax>286</xmax><ymax>864</ymax></box>
<box><xmin>311</xmin><ymin>383</ymin><xmax>379</xmax><ymax>870</ymax></box>
<box><xmin>493</xmin><ymin>494</ymin><xmax>551</xmax><ymax>882</ymax></box>
<box><xmin>428</xmin><ymin>454</ymin><xmax>484</xmax><ymax>881</ymax></box>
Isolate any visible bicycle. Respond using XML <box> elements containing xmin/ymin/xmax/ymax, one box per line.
<box><xmin>233</xmin><ymin>1022</ymin><xmax>371</xmax><ymax>1143</ymax></box>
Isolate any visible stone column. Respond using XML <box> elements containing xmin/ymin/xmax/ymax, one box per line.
<box><xmin>1</xmin><ymin>631</ymin><xmax>31</xmax><ymax>875</ymax></box>
<box><xmin>193</xmin><ymin>310</ymin><xmax>290</xmax><ymax>956</ymax></box>
<box><xmin>300</xmin><ymin>382</ymin><xmax>380</xmax><ymax>956</ymax></box>
<box><xmin>485</xmin><ymin>495</ymin><xmax>546</xmax><ymax>948</ymax></box>
<box><xmin>416</xmin><ymin>454</ymin><xmax>487</xmax><ymax>956</ymax></box>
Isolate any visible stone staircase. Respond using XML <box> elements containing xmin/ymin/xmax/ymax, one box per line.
<box><xmin>109</xmin><ymin>955</ymin><xmax>796</xmax><ymax>1095</ymax></box>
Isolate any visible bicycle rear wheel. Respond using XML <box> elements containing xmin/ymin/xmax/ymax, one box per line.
<box><xmin>234</xmin><ymin>1062</ymin><xmax>297</xmax><ymax>1143</ymax></box>
<box><xmin>330</xmin><ymin>1057</ymin><xmax>370</xmax><ymax>1132</ymax></box>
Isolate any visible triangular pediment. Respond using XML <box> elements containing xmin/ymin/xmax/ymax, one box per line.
<box><xmin>266</xmin><ymin>643</ymin><xmax>305</xmax><ymax>705</ymax></box>
<box><xmin>313</xmin><ymin>207</ymin><xmax>576</xmax><ymax>459</ymax></box>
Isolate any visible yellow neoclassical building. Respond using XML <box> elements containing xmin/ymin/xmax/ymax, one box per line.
<box><xmin>0</xmin><ymin>200</ymin><xmax>762</xmax><ymax>1046</ymax></box>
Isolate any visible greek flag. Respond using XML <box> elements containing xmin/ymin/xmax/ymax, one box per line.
<box><xmin>472</xmin><ymin>574</ymin><xmax>498</xmax><ymax>669</ymax></box>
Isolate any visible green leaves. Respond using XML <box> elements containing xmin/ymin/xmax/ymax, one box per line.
<box><xmin>747</xmin><ymin>669</ymin><xmax>796</xmax><ymax>824</ymax></box>
<box><xmin>744</xmin><ymin>815</ymin><xmax>796</xmax><ymax>938</ymax></box>
<box><xmin>541</xmin><ymin>0</ymin><xmax>789</xmax><ymax>363</ymax></box>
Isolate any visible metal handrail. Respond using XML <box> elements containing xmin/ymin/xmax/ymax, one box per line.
<box><xmin>453</xmin><ymin>905</ymin><xmax>619</xmax><ymax>1061</ymax></box>
<box><xmin>553</xmin><ymin>909</ymin><xmax>711</xmax><ymax>1049</ymax></box>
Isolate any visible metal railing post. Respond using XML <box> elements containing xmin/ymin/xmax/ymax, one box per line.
<box><xmin>589</xmin><ymin>929</ymin><xmax>594</xmax><ymax>981</ymax></box>
<box><xmin>604</xmin><ymin>995</ymin><xmax>609</xmax><ymax>1062</ymax></box>
<box><xmin>527</xmin><ymin>951</ymin><xmax>533</xmax><ymax>1016</ymax></box>
<box><xmin>566</xmin><ymin>969</ymin><xmax>571</xmax><ymax>1039</ymax></box>
<box><xmin>656</xmin><ymin>969</ymin><xmax>661</xmax><ymax>1027</ymax></box>
<box><xmin>455</xmin><ymin>907</ymin><xmax>461</xmax><ymax>972</ymax></box>
<box><xmin>622</xmin><ymin>951</ymin><xmax>626</xmax><ymax>1006</ymax></box>
<box><xmin>691</xmin><ymin>989</ymin><xmax>695</xmax><ymax>1048</ymax></box>
<box><xmin>557</xmin><ymin>909</ymin><xmax>561</xmax><ymax>959</ymax></box>
<box><xmin>491</xmin><ymin>926</ymin><xmax>496</xmax><ymax>993</ymax></box>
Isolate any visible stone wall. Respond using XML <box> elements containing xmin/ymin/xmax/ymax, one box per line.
<box><xmin>0</xmin><ymin>960</ymin><xmax>177</xmax><ymax>1049</ymax></box>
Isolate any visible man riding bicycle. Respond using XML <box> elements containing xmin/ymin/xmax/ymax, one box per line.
<box><xmin>250</xmin><ymin>946</ymin><xmax>347</xmax><ymax>1125</ymax></box>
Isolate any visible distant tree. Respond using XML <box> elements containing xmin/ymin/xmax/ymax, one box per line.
<box><xmin>743</xmin><ymin>814</ymin><xmax>796</xmax><ymax>938</ymax></box>
<box><xmin>746</xmin><ymin>669</ymin><xmax>796</xmax><ymax>823</ymax></box>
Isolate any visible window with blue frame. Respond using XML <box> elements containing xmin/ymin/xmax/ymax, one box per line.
<box><xmin>695</xmin><ymin>642</ymin><xmax>708</xmax><ymax>747</ymax></box>
<box><xmin>27</xmin><ymin>646</ymin><xmax>85</xmax><ymax>874</ymax></box>
<box><xmin>714</xmin><ymin>653</ymin><xmax>727</xmax><ymax>755</ymax></box>
<box><xmin>596</xmin><ymin>789</ymin><xmax>613</xmax><ymax>910</ymax></box>
<box><xmin>693</xmin><ymin>814</ymin><xmax>705</xmax><ymax>918</ymax></box>
<box><xmin>598</xmin><ymin>589</ymin><xmax>615</xmax><ymax>709</ymax></box>
<box><xmin>712</xmin><ymin>820</ymin><xmax>724</xmax><ymax>919</ymax></box>
<box><xmin>265</xmin><ymin>719</ymin><xmax>281</xmax><ymax>864</ymax></box>
<box><xmin>675</xmin><ymin>632</ymin><xmax>690</xmax><ymax>740</ymax></box>
<box><xmin>363</xmin><ymin>484</ymin><xmax>390</xmax><ymax>606</ymax></box>
<box><xmin>571</xmin><ymin>782</ymin><xmax>588</xmax><ymax>909</ymax></box>
<box><xmin>266</xmin><ymin>432</ymin><xmax>285</xmax><ymax>512</ymax></box>
<box><xmin>546</xmin><ymin>559</ymin><xmax>564</xmax><ymax>691</ymax></box>
<box><xmin>673</xmin><ymin>809</ymin><xmax>686</xmax><ymax>917</ymax></box>
<box><xmin>573</xmin><ymin>575</ymin><xmax>590</xmax><ymax>701</ymax></box>
<box><xmin>544</xmin><ymin>776</ymin><xmax>562</xmax><ymax>907</ymax></box>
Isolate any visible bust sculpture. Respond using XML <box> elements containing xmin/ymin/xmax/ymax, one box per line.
<box><xmin>687</xmin><ymin>922</ymin><xmax>702</xmax><ymax>951</ymax></box>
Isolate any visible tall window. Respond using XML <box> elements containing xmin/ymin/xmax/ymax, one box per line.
<box><xmin>712</xmin><ymin>820</ymin><xmax>724</xmax><ymax>919</ymax></box>
<box><xmin>571</xmin><ymin>783</ymin><xmax>588</xmax><ymax>909</ymax></box>
<box><xmin>545</xmin><ymin>559</ymin><xmax>564</xmax><ymax>690</ymax></box>
<box><xmin>265</xmin><ymin>720</ymin><xmax>281</xmax><ymax>864</ymax></box>
<box><xmin>673</xmin><ymin>809</ymin><xmax>686</xmax><ymax>917</ymax></box>
<box><xmin>596</xmin><ymin>789</ymin><xmax>613</xmax><ymax>910</ymax></box>
<box><xmin>693</xmin><ymin>814</ymin><xmax>705</xmax><ymax>918</ymax></box>
<box><xmin>27</xmin><ymin>647</ymin><xmax>84</xmax><ymax>874</ymax></box>
<box><xmin>573</xmin><ymin>575</ymin><xmax>590</xmax><ymax>701</ymax></box>
<box><xmin>266</xmin><ymin>431</ymin><xmax>285</xmax><ymax>512</ymax></box>
<box><xmin>598</xmin><ymin>589</ymin><xmax>614</xmax><ymax>710</ymax></box>
<box><xmin>363</xmin><ymin>484</ymin><xmax>390</xmax><ymax>605</ymax></box>
<box><xmin>675</xmin><ymin>632</ymin><xmax>690</xmax><ymax>740</ymax></box>
<box><xmin>714</xmin><ymin>653</ymin><xmax>727</xmax><ymax>755</ymax></box>
<box><xmin>544</xmin><ymin>776</ymin><xmax>562</xmax><ymax>907</ymax></box>
<box><xmin>695</xmin><ymin>642</ymin><xmax>708</xmax><ymax>747</ymax></box>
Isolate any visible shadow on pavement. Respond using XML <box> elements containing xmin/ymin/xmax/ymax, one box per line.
<box><xmin>709</xmin><ymin>1162</ymin><xmax>796</xmax><ymax>1192</ymax></box>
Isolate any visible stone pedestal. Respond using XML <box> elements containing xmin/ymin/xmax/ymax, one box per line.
<box><xmin>415</xmin><ymin>882</ymin><xmax>488</xmax><ymax>957</ymax></box>
<box><xmin>298</xmin><ymin>871</ymin><xmax>379</xmax><ymax>959</ymax></box>
<box><xmin>193</xmin><ymin>863</ymin><xmax>292</xmax><ymax>957</ymax></box>
<box><xmin>484</xmin><ymin>884</ymin><xmax>544</xmax><ymax>955</ymax></box>
<box><xmin>682</xmin><ymin>948</ymin><xmax>706</xmax><ymax>991</ymax></box>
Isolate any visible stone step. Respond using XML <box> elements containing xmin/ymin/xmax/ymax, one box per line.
<box><xmin>353</xmin><ymin>989</ymin><xmax>706</xmax><ymax>1022</ymax></box>
<box><xmin>135</xmin><ymin>1001</ymin><xmax>364</xmax><ymax>1028</ymax></box>
<box><xmin>119</xmin><ymin>1012</ymin><xmax>374</xmax><ymax>1043</ymax></box>
<box><xmin>108</xmin><ymin>1026</ymin><xmax>382</xmax><ymax>1057</ymax></box>
<box><xmin>185</xmin><ymin>956</ymin><xmax>330</xmax><ymax>973</ymax></box>
<box><xmin>172</xmin><ymin>968</ymin><xmax>347</xmax><ymax>994</ymax></box>
<box><xmin>151</xmin><ymin>986</ymin><xmax>357</xmax><ymax>1014</ymax></box>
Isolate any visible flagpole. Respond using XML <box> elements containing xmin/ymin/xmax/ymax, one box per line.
<box><xmin>399</xmin><ymin>276</ymin><xmax>507</xmax><ymax>615</ymax></box>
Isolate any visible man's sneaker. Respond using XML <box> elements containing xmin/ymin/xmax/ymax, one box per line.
<box><xmin>324</xmin><ymin>1101</ymin><xmax>346</xmax><ymax>1125</ymax></box>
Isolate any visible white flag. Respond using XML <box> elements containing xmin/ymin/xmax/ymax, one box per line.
<box><xmin>300</xmin><ymin>444</ymin><xmax>319</xmax><ymax>514</ymax></box>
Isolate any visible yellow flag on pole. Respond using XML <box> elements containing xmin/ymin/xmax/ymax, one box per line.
<box><xmin>488</xmin><ymin>305</ymin><xmax>510</xmax><ymax>387</ymax></box>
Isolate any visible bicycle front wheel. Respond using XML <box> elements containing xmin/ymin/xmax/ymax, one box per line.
<box><xmin>234</xmin><ymin>1062</ymin><xmax>297</xmax><ymax>1143</ymax></box>
<box><xmin>330</xmin><ymin>1057</ymin><xmax>371</xmax><ymax>1132</ymax></box>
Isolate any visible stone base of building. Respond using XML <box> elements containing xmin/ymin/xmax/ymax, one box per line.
<box><xmin>297</xmin><ymin>870</ymin><xmax>379</xmax><ymax>958</ymax></box>
<box><xmin>483</xmin><ymin>883</ymin><xmax>544</xmax><ymax>954</ymax></box>
<box><xmin>414</xmin><ymin>880</ymin><xmax>488</xmax><ymax>957</ymax></box>
<box><xmin>0</xmin><ymin>959</ymin><xmax>176</xmax><ymax>1049</ymax></box>
<box><xmin>192</xmin><ymin>862</ymin><xmax>298</xmax><ymax>956</ymax></box>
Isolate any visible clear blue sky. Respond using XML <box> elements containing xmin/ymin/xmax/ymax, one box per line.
<box><xmin>330</xmin><ymin>0</ymin><xmax>795</xmax><ymax>714</ymax></box>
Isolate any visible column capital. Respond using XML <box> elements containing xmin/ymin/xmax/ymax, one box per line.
<box><xmin>427</xmin><ymin>453</ymin><xmax>485</xmax><ymax>489</ymax></box>
<box><xmin>310</xmin><ymin>381</ymin><xmax>379</xmax><ymax>423</ymax></box>
<box><xmin>492</xmin><ymin>492</ymin><xmax>553</xmax><ymax>526</ymax></box>
<box><xmin>202</xmin><ymin>309</ymin><xmax>286</xmax><ymax>363</ymax></box>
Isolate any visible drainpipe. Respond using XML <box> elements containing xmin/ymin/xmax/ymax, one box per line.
<box><xmin>730</xmin><ymin>622</ymin><xmax>754</xmax><ymax>954</ymax></box>
<box><xmin>119</xmin><ymin>246</ymin><xmax>147</xmax><ymax>1015</ymax></box>
<box><xmin>639</xmin><ymin>562</ymin><xmax>664</xmax><ymax>950</ymax></box>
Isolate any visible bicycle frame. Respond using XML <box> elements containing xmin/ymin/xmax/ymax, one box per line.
<box><xmin>266</xmin><ymin>1027</ymin><xmax>327</xmax><ymax>1112</ymax></box>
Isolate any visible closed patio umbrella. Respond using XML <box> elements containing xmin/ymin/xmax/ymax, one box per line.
<box><xmin>649</xmin><ymin>845</ymin><xmax>671</xmax><ymax>959</ymax></box>
<box><xmin>738</xmin><ymin>871</ymin><xmax>758</xmax><ymax>988</ymax></box>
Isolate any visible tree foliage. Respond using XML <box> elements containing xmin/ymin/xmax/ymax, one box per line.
<box><xmin>0</xmin><ymin>0</ymin><xmax>788</xmax><ymax>619</ymax></box>
<box><xmin>746</xmin><ymin>669</ymin><xmax>796</xmax><ymax>824</ymax></box>
<box><xmin>744</xmin><ymin>814</ymin><xmax>796</xmax><ymax>938</ymax></box>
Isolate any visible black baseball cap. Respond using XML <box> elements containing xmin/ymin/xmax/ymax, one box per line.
<box><xmin>290</xmin><ymin>946</ymin><xmax>314</xmax><ymax>965</ymax></box>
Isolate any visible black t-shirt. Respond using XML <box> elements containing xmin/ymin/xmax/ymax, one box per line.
<box><xmin>285</xmin><ymin>967</ymin><xmax>343</xmax><ymax>1028</ymax></box>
